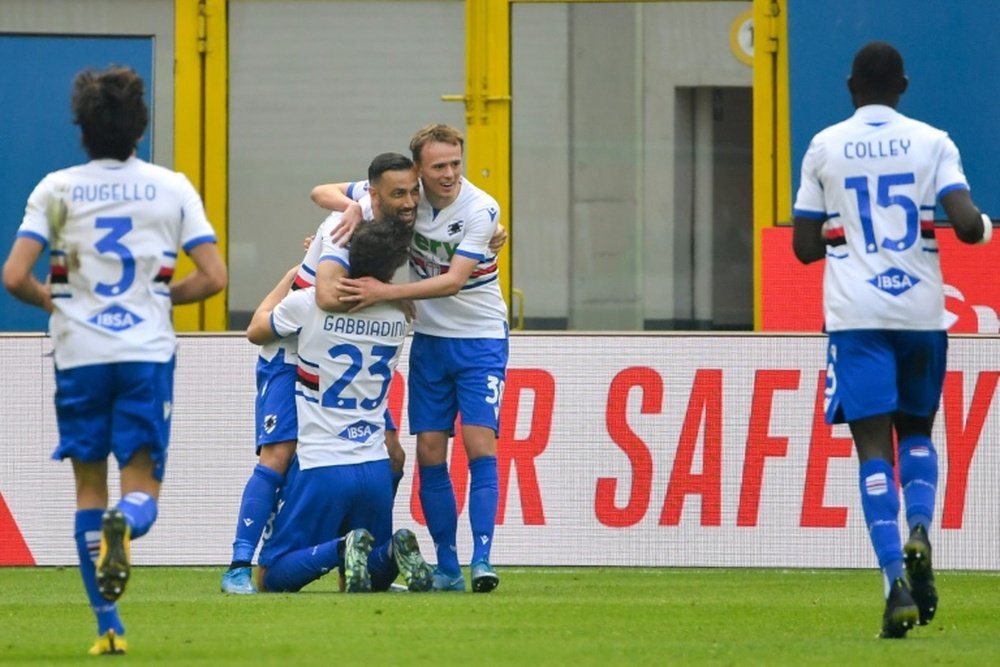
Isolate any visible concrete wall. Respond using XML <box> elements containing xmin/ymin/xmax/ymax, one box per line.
<box><xmin>512</xmin><ymin>1</ymin><xmax>753</xmax><ymax>329</ymax></box>
<box><xmin>227</xmin><ymin>0</ymin><xmax>465</xmax><ymax>320</ymax></box>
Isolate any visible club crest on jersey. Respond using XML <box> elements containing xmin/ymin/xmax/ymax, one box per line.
<box><xmin>447</xmin><ymin>220</ymin><xmax>464</xmax><ymax>235</ymax></box>
<box><xmin>263</xmin><ymin>414</ymin><xmax>278</xmax><ymax>434</ymax></box>
<box><xmin>868</xmin><ymin>267</ymin><xmax>919</xmax><ymax>296</ymax></box>
<box><xmin>89</xmin><ymin>304</ymin><xmax>143</xmax><ymax>332</ymax></box>
<box><xmin>339</xmin><ymin>420</ymin><xmax>379</xmax><ymax>443</ymax></box>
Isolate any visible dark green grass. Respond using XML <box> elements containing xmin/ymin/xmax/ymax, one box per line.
<box><xmin>0</xmin><ymin>567</ymin><xmax>997</xmax><ymax>666</ymax></box>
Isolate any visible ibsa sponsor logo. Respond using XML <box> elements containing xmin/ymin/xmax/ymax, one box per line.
<box><xmin>89</xmin><ymin>304</ymin><xmax>143</xmax><ymax>332</ymax></box>
<box><xmin>868</xmin><ymin>267</ymin><xmax>919</xmax><ymax>296</ymax></box>
<box><xmin>339</xmin><ymin>420</ymin><xmax>378</xmax><ymax>443</ymax></box>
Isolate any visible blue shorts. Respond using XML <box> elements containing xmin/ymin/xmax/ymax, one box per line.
<box><xmin>824</xmin><ymin>329</ymin><xmax>947</xmax><ymax>424</ymax></box>
<box><xmin>257</xmin><ymin>457</ymin><xmax>393</xmax><ymax>568</ymax></box>
<box><xmin>52</xmin><ymin>359</ymin><xmax>175</xmax><ymax>481</ymax></box>
<box><xmin>255</xmin><ymin>351</ymin><xmax>298</xmax><ymax>450</ymax></box>
<box><xmin>407</xmin><ymin>332</ymin><xmax>508</xmax><ymax>434</ymax></box>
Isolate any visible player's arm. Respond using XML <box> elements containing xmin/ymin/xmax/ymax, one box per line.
<box><xmin>311</xmin><ymin>181</ymin><xmax>354</xmax><ymax>211</ymax></box>
<box><xmin>311</xmin><ymin>181</ymin><xmax>364</xmax><ymax>245</ymax></box>
<box><xmin>2</xmin><ymin>236</ymin><xmax>52</xmax><ymax>312</ymax></box>
<box><xmin>339</xmin><ymin>253</ymin><xmax>476</xmax><ymax>311</ymax></box>
<box><xmin>313</xmin><ymin>233</ymin><xmax>353</xmax><ymax>312</ymax></box>
<box><xmin>170</xmin><ymin>241</ymin><xmax>228</xmax><ymax>305</ymax></box>
<box><xmin>941</xmin><ymin>188</ymin><xmax>991</xmax><ymax>245</ymax></box>
<box><xmin>247</xmin><ymin>266</ymin><xmax>297</xmax><ymax>344</ymax></box>
<box><xmin>792</xmin><ymin>216</ymin><xmax>827</xmax><ymax>264</ymax></box>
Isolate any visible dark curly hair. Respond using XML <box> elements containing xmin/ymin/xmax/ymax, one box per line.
<box><xmin>71</xmin><ymin>66</ymin><xmax>148</xmax><ymax>160</ymax></box>
<box><xmin>348</xmin><ymin>217</ymin><xmax>413</xmax><ymax>283</ymax></box>
<box><xmin>850</xmin><ymin>42</ymin><xmax>906</xmax><ymax>98</ymax></box>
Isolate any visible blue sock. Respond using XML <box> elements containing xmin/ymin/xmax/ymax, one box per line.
<box><xmin>391</xmin><ymin>470</ymin><xmax>404</xmax><ymax>499</ymax></box>
<box><xmin>368</xmin><ymin>540</ymin><xmax>398</xmax><ymax>592</ymax></box>
<box><xmin>419</xmin><ymin>463</ymin><xmax>460</xmax><ymax>576</ymax></box>
<box><xmin>468</xmin><ymin>456</ymin><xmax>499</xmax><ymax>565</ymax></box>
<box><xmin>262</xmin><ymin>538</ymin><xmax>340</xmax><ymax>592</ymax></box>
<box><xmin>116</xmin><ymin>491</ymin><xmax>157</xmax><ymax>539</ymax></box>
<box><xmin>898</xmin><ymin>435</ymin><xmax>938</xmax><ymax>534</ymax></box>
<box><xmin>859</xmin><ymin>459</ymin><xmax>904</xmax><ymax>592</ymax></box>
<box><xmin>75</xmin><ymin>509</ymin><xmax>124</xmax><ymax>636</ymax></box>
<box><xmin>232</xmin><ymin>464</ymin><xmax>284</xmax><ymax>564</ymax></box>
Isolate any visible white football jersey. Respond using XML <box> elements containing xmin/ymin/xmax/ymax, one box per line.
<box><xmin>270</xmin><ymin>287</ymin><xmax>407</xmax><ymax>469</ymax></box>
<box><xmin>410</xmin><ymin>177</ymin><xmax>507</xmax><ymax>338</ymax></box>
<box><xmin>343</xmin><ymin>177</ymin><xmax>506</xmax><ymax>337</ymax></box>
<box><xmin>793</xmin><ymin>105</ymin><xmax>969</xmax><ymax>331</ymax></box>
<box><xmin>16</xmin><ymin>157</ymin><xmax>217</xmax><ymax>369</ymax></box>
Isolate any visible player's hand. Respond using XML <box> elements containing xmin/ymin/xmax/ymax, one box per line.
<box><xmin>488</xmin><ymin>223</ymin><xmax>508</xmax><ymax>254</ymax></box>
<box><xmin>337</xmin><ymin>276</ymin><xmax>389</xmax><ymax>312</ymax></box>
<box><xmin>303</xmin><ymin>234</ymin><xmax>315</xmax><ymax>252</ymax></box>
<box><xmin>331</xmin><ymin>202</ymin><xmax>363</xmax><ymax>247</ymax></box>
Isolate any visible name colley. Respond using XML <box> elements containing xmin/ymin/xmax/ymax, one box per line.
<box><xmin>843</xmin><ymin>138</ymin><xmax>911</xmax><ymax>159</ymax></box>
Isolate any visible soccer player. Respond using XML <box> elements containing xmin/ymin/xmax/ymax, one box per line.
<box><xmin>221</xmin><ymin>153</ymin><xmax>419</xmax><ymax>594</ymax></box>
<box><xmin>312</xmin><ymin>124</ymin><xmax>508</xmax><ymax>593</ymax></box>
<box><xmin>2</xmin><ymin>66</ymin><xmax>227</xmax><ymax>655</ymax></box>
<box><xmin>792</xmin><ymin>42</ymin><xmax>991</xmax><ymax>639</ymax></box>
<box><xmin>248</xmin><ymin>215</ymin><xmax>434</xmax><ymax>594</ymax></box>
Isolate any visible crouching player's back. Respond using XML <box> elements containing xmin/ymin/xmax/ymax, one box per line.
<box><xmin>250</xmin><ymin>215</ymin><xmax>434</xmax><ymax>594</ymax></box>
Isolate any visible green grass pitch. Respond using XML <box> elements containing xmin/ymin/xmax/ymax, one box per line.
<box><xmin>1</xmin><ymin>567</ymin><xmax>997</xmax><ymax>665</ymax></box>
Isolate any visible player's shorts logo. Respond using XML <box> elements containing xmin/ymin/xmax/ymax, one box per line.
<box><xmin>88</xmin><ymin>304</ymin><xmax>144</xmax><ymax>332</ymax></box>
<box><xmin>868</xmin><ymin>267</ymin><xmax>919</xmax><ymax>296</ymax></box>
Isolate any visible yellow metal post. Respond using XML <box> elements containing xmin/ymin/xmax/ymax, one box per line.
<box><xmin>463</xmin><ymin>0</ymin><xmax>512</xmax><ymax>311</ymax></box>
<box><xmin>751</xmin><ymin>0</ymin><xmax>788</xmax><ymax>330</ymax></box>
<box><xmin>201</xmin><ymin>0</ymin><xmax>229</xmax><ymax>331</ymax></box>
<box><xmin>173</xmin><ymin>0</ymin><xmax>228</xmax><ymax>331</ymax></box>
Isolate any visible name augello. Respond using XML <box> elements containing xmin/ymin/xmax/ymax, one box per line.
<box><xmin>71</xmin><ymin>183</ymin><xmax>157</xmax><ymax>202</ymax></box>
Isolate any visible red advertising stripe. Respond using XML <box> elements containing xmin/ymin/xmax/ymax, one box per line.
<box><xmin>0</xmin><ymin>491</ymin><xmax>34</xmax><ymax>565</ymax></box>
<box><xmin>761</xmin><ymin>226</ymin><xmax>1000</xmax><ymax>333</ymax></box>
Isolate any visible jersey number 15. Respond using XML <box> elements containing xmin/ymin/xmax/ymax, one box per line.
<box><xmin>844</xmin><ymin>172</ymin><xmax>919</xmax><ymax>254</ymax></box>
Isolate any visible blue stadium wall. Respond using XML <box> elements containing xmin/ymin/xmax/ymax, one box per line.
<box><xmin>786</xmin><ymin>0</ymin><xmax>1000</xmax><ymax>217</ymax></box>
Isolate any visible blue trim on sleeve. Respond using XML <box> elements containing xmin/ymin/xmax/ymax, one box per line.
<box><xmin>183</xmin><ymin>234</ymin><xmax>218</xmax><ymax>253</ymax></box>
<box><xmin>792</xmin><ymin>208</ymin><xmax>828</xmax><ymax>220</ymax></box>
<box><xmin>346</xmin><ymin>181</ymin><xmax>366</xmax><ymax>200</ymax></box>
<box><xmin>460</xmin><ymin>274</ymin><xmax>499</xmax><ymax>290</ymax></box>
<box><xmin>938</xmin><ymin>182</ymin><xmax>970</xmax><ymax>199</ymax></box>
<box><xmin>454</xmin><ymin>248</ymin><xmax>485</xmax><ymax>262</ymax></box>
<box><xmin>319</xmin><ymin>255</ymin><xmax>350</xmax><ymax>270</ymax></box>
<box><xmin>268</xmin><ymin>313</ymin><xmax>286</xmax><ymax>340</ymax></box>
<box><xmin>300</xmin><ymin>263</ymin><xmax>317</xmax><ymax>277</ymax></box>
<box><xmin>16</xmin><ymin>230</ymin><xmax>48</xmax><ymax>248</ymax></box>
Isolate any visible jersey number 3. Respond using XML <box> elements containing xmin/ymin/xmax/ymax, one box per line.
<box><xmin>94</xmin><ymin>216</ymin><xmax>136</xmax><ymax>296</ymax></box>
